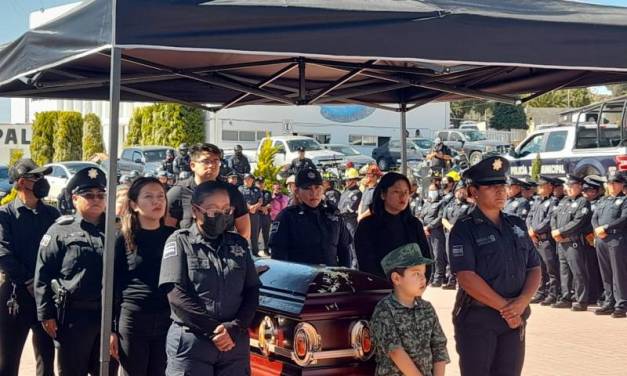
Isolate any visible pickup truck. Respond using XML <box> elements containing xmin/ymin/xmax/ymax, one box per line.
<box><xmin>259</xmin><ymin>136</ymin><xmax>344</xmax><ymax>168</ymax></box>
<box><xmin>118</xmin><ymin>146</ymin><xmax>175</xmax><ymax>175</ymax></box>
<box><xmin>436</xmin><ymin>129</ymin><xmax>511</xmax><ymax>165</ymax></box>
<box><xmin>506</xmin><ymin>97</ymin><xmax>627</xmax><ymax>178</ymax></box>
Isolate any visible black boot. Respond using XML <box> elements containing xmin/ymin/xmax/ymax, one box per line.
<box><xmin>594</xmin><ymin>305</ymin><xmax>614</xmax><ymax>315</ymax></box>
<box><xmin>551</xmin><ymin>300</ymin><xmax>572</xmax><ymax>309</ymax></box>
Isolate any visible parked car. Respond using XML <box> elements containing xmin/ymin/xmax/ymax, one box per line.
<box><xmin>0</xmin><ymin>164</ymin><xmax>11</xmax><ymax>199</ymax></box>
<box><xmin>118</xmin><ymin>146</ymin><xmax>175</xmax><ymax>175</ymax></box>
<box><xmin>43</xmin><ymin>161</ymin><xmax>104</xmax><ymax>202</ymax></box>
<box><xmin>322</xmin><ymin>144</ymin><xmax>375</xmax><ymax>169</ymax></box>
<box><xmin>371</xmin><ymin>139</ymin><xmax>424</xmax><ymax>171</ymax></box>
<box><xmin>259</xmin><ymin>136</ymin><xmax>344</xmax><ymax>168</ymax></box>
<box><xmin>249</xmin><ymin>258</ymin><xmax>388</xmax><ymax>375</ymax></box>
<box><xmin>507</xmin><ymin>97</ymin><xmax>627</xmax><ymax>178</ymax></box>
<box><xmin>436</xmin><ymin>129</ymin><xmax>511</xmax><ymax>165</ymax></box>
<box><xmin>458</xmin><ymin>121</ymin><xmax>480</xmax><ymax>131</ymax></box>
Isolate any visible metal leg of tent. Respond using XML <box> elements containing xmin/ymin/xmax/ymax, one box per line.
<box><xmin>99</xmin><ymin>46</ymin><xmax>121</xmax><ymax>376</ymax></box>
<box><xmin>400</xmin><ymin>104</ymin><xmax>408</xmax><ymax>176</ymax></box>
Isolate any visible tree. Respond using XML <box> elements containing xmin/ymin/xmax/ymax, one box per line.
<box><xmin>30</xmin><ymin>112</ymin><xmax>57</xmax><ymax>166</ymax></box>
<box><xmin>253</xmin><ymin>135</ymin><xmax>282</xmax><ymax>189</ymax></box>
<box><xmin>531</xmin><ymin>153</ymin><xmax>542</xmax><ymax>181</ymax></box>
<box><xmin>126</xmin><ymin>103</ymin><xmax>205</xmax><ymax>147</ymax></box>
<box><xmin>8</xmin><ymin>149</ymin><xmax>24</xmax><ymax>168</ymax></box>
<box><xmin>490</xmin><ymin>103</ymin><xmax>527</xmax><ymax>130</ymax></box>
<box><xmin>125</xmin><ymin>106</ymin><xmax>146</xmax><ymax>146</ymax></box>
<box><xmin>82</xmin><ymin>113</ymin><xmax>105</xmax><ymax>160</ymax></box>
<box><xmin>526</xmin><ymin>88</ymin><xmax>593</xmax><ymax>108</ymax></box>
<box><xmin>607</xmin><ymin>84</ymin><xmax>627</xmax><ymax>97</ymax></box>
<box><xmin>53</xmin><ymin>112</ymin><xmax>83</xmax><ymax>162</ymax></box>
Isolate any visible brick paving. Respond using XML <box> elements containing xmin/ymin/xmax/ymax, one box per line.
<box><xmin>18</xmin><ymin>288</ymin><xmax>627</xmax><ymax>375</ymax></box>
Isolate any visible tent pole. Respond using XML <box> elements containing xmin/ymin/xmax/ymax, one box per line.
<box><xmin>400</xmin><ymin>103</ymin><xmax>408</xmax><ymax>176</ymax></box>
<box><xmin>99</xmin><ymin>0</ymin><xmax>121</xmax><ymax>367</ymax></box>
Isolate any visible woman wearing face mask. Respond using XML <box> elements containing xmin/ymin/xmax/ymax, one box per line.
<box><xmin>158</xmin><ymin>181</ymin><xmax>260</xmax><ymax>376</ymax></box>
<box><xmin>354</xmin><ymin>172</ymin><xmax>431</xmax><ymax>279</ymax></box>
<box><xmin>110</xmin><ymin>177</ymin><xmax>175</xmax><ymax>376</ymax></box>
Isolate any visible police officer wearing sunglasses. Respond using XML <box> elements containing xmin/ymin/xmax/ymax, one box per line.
<box><xmin>0</xmin><ymin>158</ymin><xmax>59</xmax><ymax>376</ymax></box>
<box><xmin>34</xmin><ymin>167</ymin><xmax>117</xmax><ymax>376</ymax></box>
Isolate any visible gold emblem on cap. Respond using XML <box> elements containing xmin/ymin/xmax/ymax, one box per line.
<box><xmin>88</xmin><ymin>168</ymin><xmax>99</xmax><ymax>179</ymax></box>
<box><xmin>492</xmin><ymin>158</ymin><xmax>503</xmax><ymax>171</ymax></box>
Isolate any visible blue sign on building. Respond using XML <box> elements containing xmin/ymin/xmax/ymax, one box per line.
<box><xmin>319</xmin><ymin>105</ymin><xmax>375</xmax><ymax>123</ymax></box>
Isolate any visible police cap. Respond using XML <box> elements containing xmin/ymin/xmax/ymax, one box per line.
<box><xmin>565</xmin><ymin>174</ymin><xmax>585</xmax><ymax>185</ymax></box>
<box><xmin>537</xmin><ymin>175</ymin><xmax>560</xmax><ymax>186</ymax></box>
<box><xmin>243</xmin><ymin>173</ymin><xmax>255</xmax><ymax>180</ymax></box>
<box><xmin>607</xmin><ymin>170</ymin><xmax>627</xmax><ymax>183</ymax></box>
<box><xmin>506</xmin><ymin>176</ymin><xmax>526</xmax><ymax>186</ymax></box>
<box><xmin>8</xmin><ymin>158</ymin><xmax>52</xmax><ymax>183</ymax></box>
<box><xmin>462</xmin><ymin>156</ymin><xmax>509</xmax><ymax>186</ymax></box>
<box><xmin>583</xmin><ymin>175</ymin><xmax>603</xmax><ymax>190</ymax></box>
<box><xmin>381</xmin><ymin>243</ymin><xmax>434</xmax><ymax>277</ymax></box>
<box><xmin>296</xmin><ymin>168</ymin><xmax>322</xmax><ymax>188</ymax></box>
<box><xmin>67</xmin><ymin>167</ymin><xmax>106</xmax><ymax>194</ymax></box>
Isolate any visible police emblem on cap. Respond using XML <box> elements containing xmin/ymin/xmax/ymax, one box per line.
<box><xmin>307</xmin><ymin>171</ymin><xmax>316</xmax><ymax>179</ymax></box>
<box><xmin>88</xmin><ymin>168</ymin><xmax>99</xmax><ymax>179</ymax></box>
<box><xmin>492</xmin><ymin>158</ymin><xmax>503</xmax><ymax>171</ymax></box>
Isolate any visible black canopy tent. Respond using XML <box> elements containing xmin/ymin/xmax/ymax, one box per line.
<box><xmin>2</xmin><ymin>0</ymin><xmax>627</xmax><ymax>374</ymax></box>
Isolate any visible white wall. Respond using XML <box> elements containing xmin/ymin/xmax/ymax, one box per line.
<box><xmin>209</xmin><ymin>103</ymin><xmax>449</xmax><ymax>154</ymax></box>
<box><xmin>0</xmin><ymin>123</ymin><xmax>32</xmax><ymax>164</ymax></box>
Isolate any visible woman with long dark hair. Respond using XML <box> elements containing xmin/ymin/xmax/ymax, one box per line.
<box><xmin>110</xmin><ymin>177</ymin><xmax>175</xmax><ymax>376</ymax></box>
<box><xmin>355</xmin><ymin>172</ymin><xmax>431</xmax><ymax>279</ymax></box>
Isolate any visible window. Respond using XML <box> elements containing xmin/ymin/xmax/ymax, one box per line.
<box><xmin>449</xmin><ymin>132</ymin><xmax>462</xmax><ymax>142</ymax></box>
<box><xmin>286</xmin><ymin>139</ymin><xmax>322</xmax><ymax>152</ymax></box>
<box><xmin>132</xmin><ymin>151</ymin><xmax>142</xmax><ymax>162</ymax></box>
<box><xmin>143</xmin><ymin>149</ymin><xmax>170</xmax><ymax>163</ymax></box>
<box><xmin>222</xmin><ymin>130</ymin><xmax>239</xmax><ymax>141</ymax></box>
<box><xmin>518</xmin><ymin>133</ymin><xmax>545</xmax><ymax>156</ymax></box>
<box><xmin>273</xmin><ymin>141</ymin><xmax>286</xmax><ymax>153</ymax></box>
<box><xmin>460</xmin><ymin>130</ymin><xmax>487</xmax><ymax>141</ymax></box>
<box><xmin>222</xmin><ymin>130</ymin><xmax>262</xmax><ymax>142</ymax></box>
<box><xmin>544</xmin><ymin>131</ymin><xmax>568</xmax><ymax>152</ymax></box>
<box><xmin>437</xmin><ymin>132</ymin><xmax>448</xmax><ymax>141</ymax></box>
<box><xmin>239</xmin><ymin>131</ymin><xmax>256</xmax><ymax>142</ymax></box>
<box><xmin>256</xmin><ymin>131</ymin><xmax>270</xmax><ymax>140</ymax></box>
<box><xmin>349</xmin><ymin>135</ymin><xmax>377</xmax><ymax>146</ymax></box>
<box><xmin>51</xmin><ymin>166</ymin><xmax>66</xmax><ymax>178</ymax></box>
<box><xmin>121</xmin><ymin>149</ymin><xmax>134</xmax><ymax>160</ymax></box>
<box><xmin>389</xmin><ymin>140</ymin><xmax>400</xmax><ymax>149</ymax></box>
<box><xmin>300</xmin><ymin>133</ymin><xmax>331</xmax><ymax>144</ymax></box>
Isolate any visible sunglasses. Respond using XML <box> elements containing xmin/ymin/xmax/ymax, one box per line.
<box><xmin>193</xmin><ymin>204</ymin><xmax>234</xmax><ymax>218</ymax></box>
<box><xmin>78</xmin><ymin>192</ymin><xmax>107</xmax><ymax>201</ymax></box>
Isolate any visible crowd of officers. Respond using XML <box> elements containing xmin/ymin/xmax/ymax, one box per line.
<box><xmin>1</xmin><ymin>140</ymin><xmax>627</xmax><ymax>376</ymax></box>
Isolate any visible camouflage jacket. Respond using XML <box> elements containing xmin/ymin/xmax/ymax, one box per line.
<box><xmin>370</xmin><ymin>294</ymin><xmax>450</xmax><ymax>376</ymax></box>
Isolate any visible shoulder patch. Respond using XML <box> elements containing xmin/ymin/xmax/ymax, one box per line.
<box><xmin>451</xmin><ymin>245</ymin><xmax>464</xmax><ymax>257</ymax></box>
<box><xmin>163</xmin><ymin>242</ymin><xmax>178</xmax><ymax>259</ymax></box>
<box><xmin>40</xmin><ymin>234</ymin><xmax>52</xmax><ymax>247</ymax></box>
<box><xmin>56</xmin><ymin>215</ymin><xmax>75</xmax><ymax>225</ymax></box>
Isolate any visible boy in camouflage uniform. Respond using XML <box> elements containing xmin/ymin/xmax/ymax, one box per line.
<box><xmin>371</xmin><ymin>243</ymin><xmax>450</xmax><ymax>376</ymax></box>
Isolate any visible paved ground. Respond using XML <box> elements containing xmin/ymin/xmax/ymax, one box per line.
<box><xmin>18</xmin><ymin>288</ymin><xmax>627</xmax><ymax>375</ymax></box>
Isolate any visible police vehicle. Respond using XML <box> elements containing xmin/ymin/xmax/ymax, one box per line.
<box><xmin>507</xmin><ymin>96</ymin><xmax>627</xmax><ymax>178</ymax></box>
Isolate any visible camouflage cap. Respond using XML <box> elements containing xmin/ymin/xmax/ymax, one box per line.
<box><xmin>380</xmin><ymin>243</ymin><xmax>434</xmax><ymax>276</ymax></box>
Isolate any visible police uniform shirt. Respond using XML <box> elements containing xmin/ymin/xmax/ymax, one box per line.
<box><xmin>238</xmin><ymin>185</ymin><xmax>262</xmax><ymax>207</ymax></box>
<box><xmin>449</xmin><ymin>210</ymin><xmax>540</xmax><ymax>299</ymax></box>
<box><xmin>229</xmin><ymin>155</ymin><xmax>251</xmax><ymax>175</ymax></box>
<box><xmin>0</xmin><ymin>199</ymin><xmax>60</xmax><ymax>284</ymax></box>
<box><xmin>410</xmin><ymin>196</ymin><xmax>424</xmax><ymax>219</ymax></box>
<box><xmin>526</xmin><ymin>196</ymin><xmax>559</xmax><ymax>235</ymax></box>
<box><xmin>443</xmin><ymin>199</ymin><xmax>474</xmax><ymax>228</ymax></box>
<box><xmin>338</xmin><ymin>187</ymin><xmax>362</xmax><ymax>215</ymax></box>
<box><xmin>289</xmin><ymin>158</ymin><xmax>316</xmax><ymax>175</ymax></box>
<box><xmin>34</xmin><ymin>215</ymin><xmax>105</xmax><ymax>321</ymax></box>
<box><xmin>421</xmin><ymin>199</ymin><xmax>445</xmax><ymax>231</ymax></box>
<box><xmin>173</xmin><ymin>155</ymin><xmax>192</xmax><ymax>173</ymax></box>
<box><xmin>550</xmin><ymin>196</ymin><xmax>592</xmax><ymax>239</ymax></box>
<box><xmin>592</xmin><ymin>193</ymin><xmax>627</xmax><ymax>233</ymax></box>
<box><xmin>504</xmin><ymin>196</ymin><xmax>531</xmax><ymax>220</ymax></box>
<box><xmin>261</xmin><ymin>189</ymin><xmax>272</xmax><ymax>207</ymax></box>
<box><xmin>159</xmin><ymin>226</ymin><xmax>260</xmax><ymax>325</ymax></box>
<box><xmin>167</xmin><ymin>178</ymin><xmax>248</xmax><ymax>228</ymax></box>
<box><xmin>269</xmin><ymin>203</ymin><xmax>352</xmax><ymax>267</ymax></box>
<box><xmin>359</xmin><ymin>187</ymin><xmax>376</xmax><ymax>213</ymax></box>
<box><xmin>431</xmin><ymin>144</ymin><xmax>452</xmax><ymax>169</ymax></box>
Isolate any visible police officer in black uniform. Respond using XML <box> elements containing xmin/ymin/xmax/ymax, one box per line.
<box><xmin>449</xmin><ymin>156</ymin><xmax>541</xmax><ymax>376</ymax></box>
<box><xmin>581</xmin><ymin>176</ymin><xmax>604</xmax><ymax>306</ymax></box>
<box><xmin>269</xmin><ymin>169</ymin><xmax>352</xmax><ymax>267</ymax></box>
<box><xmin>57</xmin><ymin>187</ymin><xmax>75</xmax><ymax>215</ymax></box>
<box><xmin>229</xmin><ymin>145</ymin><xmax>251</xmax><ymax>176</ymax></box>
<box><xmin>421</xmin><ymin>183</ymin><xmax>446</xmax><ymax>287</ymax></box>
<box><xmin>0</xmin><ymin>159</ymin><xmax>58</xmax><ymax>376</ymax></box>
<box><xmin>239</xmin><ymin>174</ymin><xmax>262</xmax><ymax>256</ymax></box>
<box><xmin>167</xmin><ymin>143</ymin><xmax>250</xmax><ymax>238</ymax></box>
<box><xmin>34</xmin><ymin>166</ymin><xmax>116</xmax><ymax>376</ymax></box>
<box><xmin>256</xmin><ymin>178</ymin><xmax>272</xmax><ymax>256</ymax></box>
<box><xmin>162</xmin><ymin>149</ymin><xmax>175</xmax><ymax>174</ymax></box>
<box><xmin>592</xmin><ymin>171</ymin><xmax>627</xmax><ymax>318</ymax></box>
<box><xmin>322</xmin><ymin>175</ymin><xmax>341</xmax><ymax>208</ymax></box>
<box><xmin>526</xmin><ymin>176</ymin><xmax>561</xmax><ymax>306</ymax></box>
<box><xmin>441</xmin><ymin>180</ymin><xmax>474</xmax><ymax>289</ymax></box>
<box><xmin>504</xmin><ymin>176</ymin><xmax>531</xmax><ymax>220</ymax></box>
<box><xmin>550</xmin><ymin>174</ymin><xmax>592</xmax><ymax>311</ymax></box>
<box><xmin>338</xmin><ymin>168</ymin><xmax>362</xmax><ymax>237</ymax></box>
<box><xmin>173</xmin><ymin>143</ymin><xmax>192</xmax><ymax>175</ymax></box>
<box><xmin>287</xmin><ymin>147</ymin><xmax>317</xmax><ymax>176</ymax></box>
<box><xmin>159</xmin><ymin>181</ymin><xmax>260</xmax><ymax>375</ymax></box>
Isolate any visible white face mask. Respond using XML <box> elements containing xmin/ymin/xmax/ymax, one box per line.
<box><xmin>428</xmin><ymin>191</ymin><xmax>439</xmax><ymax>201</ymax></box>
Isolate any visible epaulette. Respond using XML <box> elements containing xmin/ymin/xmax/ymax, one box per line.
<box><xmin>56</xmin><ymin>215</ymin><xmax>75</xmax><ymax>225</ymax></box>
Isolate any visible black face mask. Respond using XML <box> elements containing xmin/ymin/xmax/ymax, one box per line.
<box><xmin>200</xmin><ymin>212</ymin><xmax>234</xmax><ymax>239</ymax></box>
<box><xmin>31</xmin><ymin>178</ymin><xmax>50</xmax><ymax>199</ymax></box>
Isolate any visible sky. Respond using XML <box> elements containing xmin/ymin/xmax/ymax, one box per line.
<box><xmin>0</xmin><ymin>0</ymin><xmax>626</xmax><ymax>122</ymax></box>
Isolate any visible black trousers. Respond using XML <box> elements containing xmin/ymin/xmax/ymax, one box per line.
<box><xmin>582</xmin><ymin>243</ymin><xmax>603</xmax><ymax>305</ymax></box>
<box><xmin>443</xmin><ymin>231</ymin><xmax>457</xmax><ymax>284</ymax></box>
<box><xmin>536</xmin><ymin>238</ymin><xmax>560</xmax><ymax>299</ymax></box>
<box><xmin>455</xmin><ymin>307</ymin><xmax>526</xmax><ymax>376</ymax></box>
<box><xmin>603</xmin><ymin>234</ymin><xmax>627</xmax><ymax>311</ymax></box>
<box><xmin>258</xmin><ymin>214</ymin><xmax>271</xmax><ymax>252</ymax></box>
<box><xmin>118</xmin><ymin>307</ymin><xmax>170</xmax><ymax>376</ymax></box>
<box><xmin>0</xmin><ymin>279</ymin><xmax>55</xmax><ymax>376</ymax></box>
<box><xmin>596</xmin><ymin>236</ymin><xmax>616</xmax><ymax>308</ymax></box>
<box><xmin>249</xmin><ymin>213</ymin><xmax>261</xmax><ymax>256</ymax></box>
<box><xmin>55</xmin><ymin>309</ymin><xmax>118</xmax><ymax>376</ymax></box>
<box><xmin>557</xmin><ymin>241</ymin><xmax>589</xmax><ymax>304</ymax></box>
<box><xmin>429</xmin><ymin>228</ymin><xmax>447</xmax><ymax>283</ymax></box>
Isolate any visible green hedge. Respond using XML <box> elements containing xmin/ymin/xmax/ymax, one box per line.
<box><xmin>82</xmin><ymin>113</ymin><xmax>105</xmax><ymax>160</ymax></box>
<box><xmin>125</xmin><ymin>103</ymin><xmax>205</xmax><ymax>147</ymax></box>
<box><xmin>30</xmin><ymin>112</ymin><xmax>57</xmax><ymax>166</ymax></box>
<box><xmin>53</xmin><ymin>112</ymin><xmax>83</xmax><ymax>161</ymax></box>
